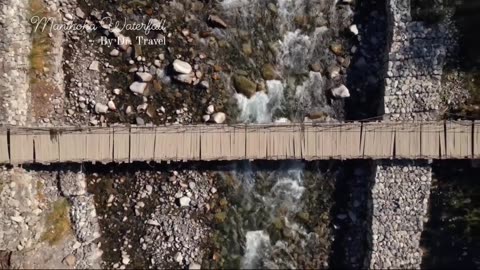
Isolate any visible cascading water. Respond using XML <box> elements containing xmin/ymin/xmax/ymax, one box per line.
<box><xmin>210</xmin><ymin>0</ymin><xmax>349</xmax><ymax>268</ymax></box>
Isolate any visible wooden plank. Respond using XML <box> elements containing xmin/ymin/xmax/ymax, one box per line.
<box><xmin>230</xmin><ymin>126</ymin><xmax>246</xmax><ymax>160</ymax></box>
<box><xmin>0</xmin><ymin>130</ymin><xmax>9</xmax><ymax>163</ymax></box>
<box><xmin>421</xmin><ymin>122</ymin><xmax>443</xmax><ymax>158</ymax></box>
<box><xmin>10</xmin><ymin>130</ymin><xmax>35</xmax><ymax>164</ymax></box>
<box><xmin>130</xmin><ymin>127</ymin><xmax>155</xmax><ymax>161</ymax></box>
<box><xmin>292</xmin><ymin>125</ymin><xmax>303</xmax><ymax>159</ymax></box>
<box><xmin>33</xmin><ymin>131</ymin><xmax>59</xmax><ymax>164</ymax></box>
<box><xmin>475</xmin><ymin>121</ymin><xmax>480</xmax><ymax>158</ymax></box>
<box><xmin>339</xmin><ymin>123</ymin><xmax>362</xmax><ymax>158</ymax></box>
<box><xmin>395</xmin><ymin>122</ymin><xmax>421</xmax><ymax>158</ymax></box>
<box><xmin>59</xmin><ymin>131</ymin><xmax>87</xmax><ymax>162</ymax></box>
<box><xmin>267</xmin><ymin>125</ymin><xmax>287</xmax><ymax>159</ymax></box>
<box><xmin>200</xmin><ymin>126</ymin><xmax>213</xmax><ymax>161</ymax></box>
<box><xmin>217</xmin><ymin>126</ymin><xmax>232</xmax><ymax>160</ymax></box>
<box><xmin>363</xmin><ymin>122</ymin><xmax>394</xmax><ymax>158</ymax></box>
<box><xmin>319</xmin><ymin>125</ymin><xmax>332</xmax><ymax>158</ymax></box>
<box><xmin>113</xmin><ymin>127</ymin><xmax>130</xmax><ymax>162</ymax></box>
<box><xmin>177</xmin><ymin>126</ymin><xmax>200</xmax><ymax>161</ymax></box>
<box><xmin>86</xmin><ymin>128</ymin><xmax>113</xmax><ymax>163</ymax></box>
<box><xmin>154</xmin><ymin>126</ymin><xmax>178</xmax><ymax>161</ymax></box>
<box><xmin>302</xmin><ymin>125</ymin><xmax>315</xmax><ymax>160</ymax></box>
<box><xmin>246</xmin><ymin>126</ymin><xmax>267</xmax><ymax>159</ymax></box>
<box><xmin>445</xmin><ymin>121</ymin><xmax>472</xmax><ymax>158</ymax></box>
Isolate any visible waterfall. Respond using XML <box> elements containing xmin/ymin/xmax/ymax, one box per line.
<box><xmin>241</xmin><ymin>231</ymin><xmax>272</xmax><ymax>269</ymax></box>
<box><xmin>234</xmin><ymin>80</ymin><xmax>284</xmax><ymax>123</ymax></box>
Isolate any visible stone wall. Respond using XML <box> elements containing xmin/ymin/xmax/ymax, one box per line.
<box><xmin>0</xmin><ymin>0</ymin><xmax>31</xmax><ymax>125</ymax></box>
<box><xmin>369</xmin><ymin>162</ymin><xmax>432</xmax><ymax>268</ymax></box>
<box><xmin>367</xmin><ymin>0</ymin><xmax>447</xmax><ymax>268</ymax></box>
<box><xmin>383</xmin><ymin>0</ymin><xmax>446</xmax><ymax>121</ymax></box>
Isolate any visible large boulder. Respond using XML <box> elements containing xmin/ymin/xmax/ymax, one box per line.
<box><xmin>261</xmin><ymin>64</ymin><xmax>278</xmax><ymax>80</ymax></box>
<box><xmin>233</xmin><ymin>75</ymin><xmax>257</xmax><ymax>98</ymax></box>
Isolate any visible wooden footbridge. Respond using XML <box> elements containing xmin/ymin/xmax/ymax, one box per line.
<box><xmin>0</xmin><ymin>121</ymin><xmax>478</xmax><ymax>164</ymax></box>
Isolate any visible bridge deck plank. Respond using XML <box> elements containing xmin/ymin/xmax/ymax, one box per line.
<box><xmin>246</xmin><ymin>127</ymin><xmax>267</xmax><ymax>160</ymax></box>
<box><xmin>200</xmin><ymin>126</ymin><xmax>214</xmax><ymax>161</ymax></box>
<box><xmin>395</xmin><ymin>122</ymin><xmax>421</xmax><ymax>158</ymax></box>
<box><xmin>33</xmin><ymin>131</ymin><xmax>59</xmax><ymax>164</ymax></box>
<box><xmin>475</xmin><ymin>121</ymin><xmax>480</xmax><ymax>158</ymax></box>
<box><xmin>302</xmin><ymin>125</ymin><xmax>316</xmax><ymax>160</ymax></box>
<box><xmin>231</xmin><ymin>126</ymin><xmax>246</xmax><ymax>160</ymax></box>
<box><xmin>59</xmin><ymin>131</ymin><xmax>87</xmax><ymax>162</ymax></box>
<box><xmin>86</xmin><ymin>128</ymin><xmax>113</xmax><ymax>163</ymax></box>
<box><xmin>130</xmin><ymin>127</ymin><xmax>155</xmax><ymax>162</ymax></box>
<box><xmin>154</xmin><ymin>126</ymin><xmax>178</xmax><ymax>161</ymax></box>
<box><xmin>113</xmin><ymin>127</ymin><xmax>130</xmax><ymax>162</ymax></box>
<box><xmin>338</xmin><ymin>123</ymin><xmax>362</xmax><ymax>159</ymax></box>
<box><xmin>180</xmin><ymin>126</ymin><xmax>200</xmax><ymax>161</ymax></box>
<box><xmin>446</xmin><ymin>121</ymin><xmax>472</xmax><ymax>158</ymax></box>
<box><xmin>0</xmin><ymin>132</ymin><xmax>9</xmax><ymax>163</ymax></box>
<box><xmin>10</xmin><ymin>133</ymin><xmax>34</xmax><ymax>164</ymax></box>
<box><xmin>363</xmin><ymin>122</ymin><xmax>394</xmax><ymax>158</ymax></box>
<box><xmin>421</xmin><ymin>122</ymin><xmax>444</xmax><ymax>158</ymax></box>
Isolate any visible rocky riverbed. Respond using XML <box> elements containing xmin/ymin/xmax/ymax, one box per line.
<box><xmin>2</xmin><ymin>0</ymin><xmax>476</xmax><ymax>268</ymax></box>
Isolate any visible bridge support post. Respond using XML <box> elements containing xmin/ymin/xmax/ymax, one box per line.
<box><xmin>367</xmin><ymin>161</ymin><xmax>432</xmax><ymax>268</ymax></box>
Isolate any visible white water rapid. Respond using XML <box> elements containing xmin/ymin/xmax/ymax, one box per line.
<box><xmin>219</xmin><ymin>0</ymin><xmax>342</xmax><ymax>268</ymax></box>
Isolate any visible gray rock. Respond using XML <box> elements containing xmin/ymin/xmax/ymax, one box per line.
<box><xmin>63</xmin><ymin>254</ymin><xmax>76</xmax><ymax>267</ymax></box>
<box><xmin>95</xmin><ymin>103</ymin><xmax>109</xmax><ymax>114</ymax></box>
<box><xmin>233</xmin><ymin>75</ymin><xmax>256</xmax><ymax>98</ymax></box>
<box><xmin>349</xmin><ymin>24</ymin><xmax>359</xmax><ymax>35</ymax></box>
<box><xmin>110</xmin><ymin>49</ymin><xmax>120</xmax><ymax>57</ymax></box>
<box><xmin>130</xmin><ymin>82</ymin><xmax>147</xmax><ymax>95</ymax></box>
<box><xmin>75</xmin><ymin>8</ymin><xmax>86</xmax><ymax>19</ymax></box>
<box><xmin>136</xmin><ymin>117</ymin><xmax>145</xmax><ymax>125</ymax></box>
<box><xmin>208</xmin><ymin>15</ymin><xmax>228</xmax><ymax>28</ymax></box>
<box><xmin>189</xmin><ymin>262</ymin><xmax>201</xmax><ymax>270</ymax></box>
<box><xmin>64</xmin><ymin>13</ymin><xmax>73</xmax><ymax>20</ymax></box>
<box><xmin>211</xmin><ymin>112</ymin><xmax>226</xmax><ymax>124</ymax></box>
<box><xmin>122</xmin><ymin>255</ymin><xmax>130</xmax><ymax>265</ymax></box>
<box><xmin>136</xmin><ymin>72</ymin><xmax>153</xmax><ymax>82</ymax></box>
<box><xmin>175</xmin><ymin>252</ymin><xmax>183</xmax><ymax>263</ymax></box>
<box><xmin>146</xmin><ymin>219</ymin><xmax>161</xmax><ymax>226</ymax></box>
<box><xmin>200</xmin><ymin>80</ymin><xmax>209</xmax><ymax>89</ymax></box>
<box><xmin>206</xmin><ymin>105</ymin><xmax>215</xmax><ymax>115</ymax></box>
<box><xmin>107</xmin><ymin>101</ymin><xmax>116</xmax><ymax>111</ymax></box>
<box><xmin>172</xmin><ymin>59</ymin><xmax>192</xmax><ymax>74</ymax></box>
<box><xmin>11</xmin><ymin>216</ymin><xmax>24</xmax><ymax>223</ymax></box>
<box><xmin>89</xmin><ymin>61</ymin><xmax>100</xmax><ymax>71</ymax></box>
<box><xmin>179</xmin><ymin>196</ymin><xmax>191</xmax><ymax>207</ymax></box>
<box><xmin>174</xmin><ymin>74</ymin><xmax>195</xmax><ymax>84</ymax></box>
<box><xmin>331</xmin><ymin>84</ymin><xmax>350</xmax><ymax>98</ymax></box>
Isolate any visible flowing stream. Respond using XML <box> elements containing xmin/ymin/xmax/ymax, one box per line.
<box><xmin>208</xmin><ymin>0</ymin><xmax>351</xmax><ymax>268</ymax></box>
